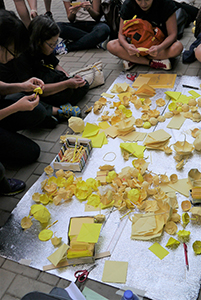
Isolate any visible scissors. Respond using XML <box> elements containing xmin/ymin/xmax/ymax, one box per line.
<box><xmin>74</xmin><ymin>264</ymin><xmax>97</xmax><ymax>283</ymax></box>
<box><xmin>126</xmin><ymin>72</ymin><xmax>137</xmax><ymax>81</ymax></box>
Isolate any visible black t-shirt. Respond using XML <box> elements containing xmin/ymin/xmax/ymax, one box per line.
<box><xmin>0</xmin><ymin>51</ymin><xmax>59</xmax><ymax>83</ymax></box>
<box><xmin>120</xmin><ymin>0</ymin><xmax>177</xmax><ymax>36</ymax></box>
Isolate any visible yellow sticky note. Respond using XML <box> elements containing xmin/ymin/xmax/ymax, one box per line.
<box><xmin>77</xmin><ymin>223</ymin><xmax>102</xmax><ymax>243</ymax></box>
<box><xmin>102</xmin><ymin>261</ymin><xmax>128</xmax><ymax>283</ymax></box>
<box><xmin>101</xmin><ymin>92</ymin><xmax>115</xmax><ymax>98</ymax></box>
<box><xmin>82</xmin><ymin>123</ymin><xmax>100</xmax><ymax>138</ymax></box>
<box><xmin>120</xmin><ymin>142</ymin><xmax>145</xmax><ymax>158</ymax></box>
<box><xmin>47</xmin><ymin>243</ymin><xmax>69</xmax><ymax>266</ymax></box>
<box><xmin>148</xmin><ymin>242</ymin><xmax>169</xmax><ymax>260</ymax></box>
<box><xmin>98</xmin><ymin>121</ymin><xmax>110</xmax><ymax>129</ymax></box>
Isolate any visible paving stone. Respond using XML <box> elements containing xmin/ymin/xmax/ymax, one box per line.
<box><xmin>33</xmin><ymin>163</ymin><xmax>49</xmax><ymax>175</ymax></box>
<box><xmin>0</xmin><ymin>256</ymin><xmax>5</xmax><ymax>267</ymax></box>
<box><xmin>45</xmin><ymin>124</ymin><xmax>68</xmax><ymax>142</ymax></box>
<box><xmin>13</xmin><ymin>163</ymin><xmax>39</xmax><ymax>182</ymax></box>
<box><xmin>37</xmin><ymin>272</ymin><xmax>60</xmax><ymax>286</ymax></box>
<box><xmin>37</xmin><ymin>152</ymin><xmax>56</xmax><ymax>164</ymax></box>
<box><xmin>0</xmin><ymin>197</ymin><xmax>18</xmax><ymax>212</ymax></box>
<box><xmin>0</xmin><ymin>269</ymin><xmax>16</xmax><ymax>299</ymax></box>
<box><xmin>2</xmin><ymin>260</ymin><xmax>40</xmax><ymax>279</ymax></box>
<box><xmin>0</xmin><ymin>211</ymin><xmax>12</xmax><ymax>228</ymax></box>
<box><xmin>7</xmin><ymin>275</ymin><xmax>53</xmax><ymax>299</ymax></box>
<box><xmin>1</xmin><ymin>294</ymin><xmax>20</xmax><ymax>300</ymax></box>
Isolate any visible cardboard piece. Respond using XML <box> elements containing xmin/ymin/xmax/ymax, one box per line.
<box><xmin>132</xmin><ymin>74</ymin><xmax>176</xmax><ymax>89</ymax></box>
<box><xmin>102</xmin><ymin>261</ymin><xmax>128</xmax><ymax>283</ymax></box>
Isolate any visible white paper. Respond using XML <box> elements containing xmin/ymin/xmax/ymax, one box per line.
<box><xmin>65</xmin><ymin>282</ymin><xmax>87</xmax><ymax>300</ymax></box>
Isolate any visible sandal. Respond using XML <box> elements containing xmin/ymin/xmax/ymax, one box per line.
<box><xmin>57</xmin><ymin>103</ymin><xmax>81</xmax><ymax>119</ymax></box>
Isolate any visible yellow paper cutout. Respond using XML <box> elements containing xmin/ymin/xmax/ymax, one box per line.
<box><xmin>118</xmin><ymin>92</ymin><xmax>131</xmax><ymax>102</ymax></box>
<box><xmin>132</xmin><ymin>74</ymin><xmax>176</xmax><ymax>89</ymax></box>
<box><xmin>119</xmin><ymin>131</ymin><xmax>147</xmax><ymax>142</ymax></box>
<box><xmin>176</xmin><ymin>95</ymin><xmax>191</xmax><ymax>104</ymax></box>
<box><xmin>85</xmin><ymin>204</ymin><xmax>100</xmax><ymax>212</ymax></box>
<box><xmin>132</xmin><ymin>77</ymin><xmax>150</xmax><ymax>88</ymax></box>
<box><xmin>149</xmin><ymin>242</ymin><xmax>169</xmax><ymax>260</ymax></box>
<box><xmin>82</xmin><ymin>123</ymin><xmax>100</xmax><ymax>138</ymax></box>
<box><xmin>103</xmin><ymin>126</ymin><xmax>118</xmax><ymax>138</ymax></box>
<box><xmin>101</xmin><ymin>92</ymin><xmax>115</xmax><ymax>98</ymax></box>
<box><xmin>47</xmin><ymin>243</ymin><xmax>69</xmax><ymax>266</ymax></box>
<box><xmin>90</xmin><ymin>132</ymin><xmax>107</xmax><ymax>148</ymax></box>
<box><xmin>165</xmin><ymin>91</ymin><xmax>181</xmax><ymax>101</ymax></box>
<box><xmin>76</xmin><ymin>223</ymin><xmax>102</xmax><ymax>243</ymax></box>
<box><xmin>167</xmin><ymin>178</ymin><xmax>191</xmax><ymax>197</ymax></box>
<box><xmin>120</xmin><ymin>143</ymin><xmax>145</xmax><ymax>158</ymax></box>
<box><xmin>135</xmin><ymin>84</ymin><xmax>156</xmax><ymax>97</ymax></box>
<box><xmin>111</xmin><ymin>82</ymin><xmax>130</xmax><ymax>93</ymax></box>
<box><xmin>167</xmin><ymin>114</ymin><xmax>186</xmax><ymax>130</ymax></box>
<box><xmin>188</xmin><ymin>90</ymin><xmax>200</xmax><ymax>99</ymax></box>
<box><xmin>102</xmin><ymin>261</ymin><xmax>128</xmax><ymax>283</ymax></box>
<box><xmin>98</xmin><ymin>121</ymin><xmax>110</xmax><ymax>129</ymax></box>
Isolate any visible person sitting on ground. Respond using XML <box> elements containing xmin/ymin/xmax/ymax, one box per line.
<box><xmin>0</xmin><ymin>10</ymin><xmax>46</xmax><ymax>196</ymax></box>
<box><xmin>0</xmin><ymin>15</ymin><xmax>89</xmax><ymax>120</ymax></box>
<box><xmin>183</xmin><ymin>7</ymin><xmax>201</xmax><ymax>64</ymax></box>
<box><xmin>107</xmin><ymin>0</ymin><xmax>183</xmax><ymax>71</ymax></box>
<box><xmin>56</xmin><ymin>0</ymin><xmax>110</xmax><ymax>54</ymax></box>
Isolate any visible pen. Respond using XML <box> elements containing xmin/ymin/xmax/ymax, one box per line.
<box><xmin>182</xmin><ymin>84</ymin><xmax>199</xmax><ymax>90</ymax></box>
<box><xmin>183</xmin><ymin>243</ymin><xmax>189</xmax><ymax>271</ymax></box>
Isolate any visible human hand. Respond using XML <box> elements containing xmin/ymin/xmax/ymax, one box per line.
<box><xmin>21</xmin><ymin>77</ymin><xmax>44</xmax><ymax>93</ymax></box>
<box><xmin>147</xmin><ymin>45</ymin><xmax>160</xmax><ymax>57</ymax></box>
<box><xmin>81</xmin><ymin>1</ymin><xmax>92</xmax><ymax>11</ymax></box>
<box><xmin>67</xmin><ymin>75</ymin><xmax>86</xmax><ymax>88</ymax></box>
<box><xmin>30</xmin><ymin>9</ymin><xmax>38</xmax><ymax>19</ymax></box>
<box><xmin>69</xmin><ymin>5</ymin><xmax>81</xmax><ymax>14</ymax></box>
<box><xmin>15</xmin><ymin>94</ymin><xmax>40</xmax><ymax>112</ymax></box>
<box><xmin>127</xmin><ymin>44</ymin><xmax>140</xmax><ymax>57</ymax></box>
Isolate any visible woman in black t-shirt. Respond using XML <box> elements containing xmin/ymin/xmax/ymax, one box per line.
<box><xmin>107</xmin><ymin>0</ymin><xmax>183</xmax><ymax>71</ymax></box>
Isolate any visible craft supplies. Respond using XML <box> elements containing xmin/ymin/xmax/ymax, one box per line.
<box><xmin>74</xmin><ymin>264</ymin><xmax>97</xmax><ymax>283</ymax></box>
<box><xmin>54</xmin><ymin>137</ymin><xmax>92</xmax><ymax>172</ymax></box>
<box><xmin>183</xmin><ymin>243</ymin><xmax>189</xmax><ymax>270</ymax></box>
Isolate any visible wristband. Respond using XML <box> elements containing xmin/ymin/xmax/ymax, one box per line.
<box><xmin>30</xmin><ymin>9</ymin><xmax>38</xmax><ymax>14</ymax></box>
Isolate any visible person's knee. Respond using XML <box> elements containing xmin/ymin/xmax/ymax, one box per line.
<box><xmin>107</xmin><ymin>39</ymin><xmax>118</xmax><ymax>53</ymax></box>
<box><xmin>171</xmin><ymin>40</ymin><xmax>183</xmax><ymax>57</ymax></box>
<box><xmin>23</xmin><ymin>142</ymin><xmax>40</xmax><ymax>164</ymax></box>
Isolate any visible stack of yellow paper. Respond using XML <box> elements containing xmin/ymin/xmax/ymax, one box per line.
<box><xmin>67</xmin><ymin>217</ymin><xmax>102</xmax><ymax>259</ymax></box>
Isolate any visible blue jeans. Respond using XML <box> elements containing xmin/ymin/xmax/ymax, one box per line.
<box><xmin>57</xmin><ymin>21</ymin><xmax>110</xmax><ymax>51</ymax></box>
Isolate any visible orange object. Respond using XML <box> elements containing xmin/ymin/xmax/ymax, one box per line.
<box><xmin>122</xmin><ymin>18</ymin><xmax>165</xmax><ymax>56</ymax></box>
<box><xmin>181</xmin><ymin>200</ymin><xmax>191</xmax><ymax>212</ymax></box>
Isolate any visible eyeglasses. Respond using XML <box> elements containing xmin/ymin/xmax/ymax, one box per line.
<box><xmin>4</xmin><ymin>46</ymin><xmax>17</xmax><ymax>58</ymax></box>
<box><xmin>45</xmin><ymin>39</ymin><xmax>59</xmax><ymax>50</ymax></box>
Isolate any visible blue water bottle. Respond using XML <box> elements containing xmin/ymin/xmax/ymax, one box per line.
<box><xmin>121</xmin><ymin>290</ymin><xmax>139</xmax><ymax>300</ymax></box>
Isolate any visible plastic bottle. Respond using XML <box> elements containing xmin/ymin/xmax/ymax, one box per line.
<box><xmin>121</xmin><ymin>290</ymin><xmax>139</xmax><ymax>300</ymax></box>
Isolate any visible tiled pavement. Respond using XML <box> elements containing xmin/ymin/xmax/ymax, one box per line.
<box><xmin>1</xmin><ymin>0</ymin><xmax>201</xmax><ymax>299</ymax></box>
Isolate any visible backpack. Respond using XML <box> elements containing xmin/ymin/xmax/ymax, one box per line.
<box><xmin>122</xmin><ymin>17</ymin><xmax>165</xmax><ymax>56</ymax></box>
<box><xmin>101</xmin><ymin>0</ymin><xmax>122</xmax><ymax>40</ymax></box>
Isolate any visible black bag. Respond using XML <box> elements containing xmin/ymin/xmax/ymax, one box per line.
<box><xmin>176</xmin><ymin>7</ymin><xmax>189</xmax><ymax>39</ymax></box>
<box><xmin>101</xmin><ymin>0</ymin><xmax>122</xmax><ymax>40</ymax></box>
<box><xmin>34</xmin><ymin>64</ymin><xmax>68</xmax><ymax>84</ymax></box>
